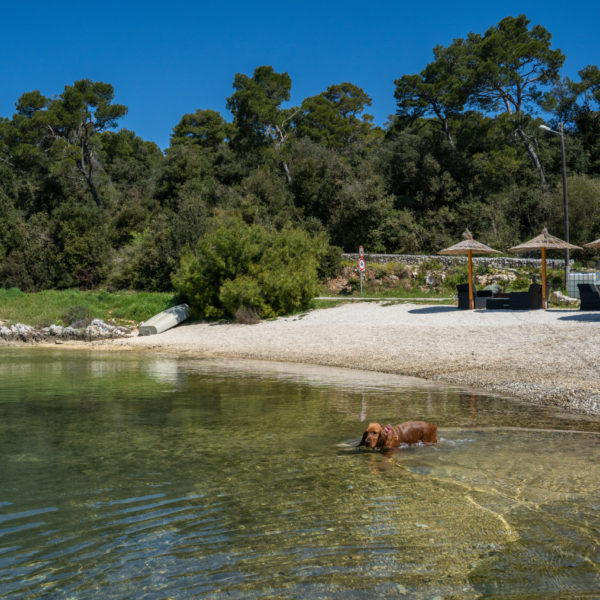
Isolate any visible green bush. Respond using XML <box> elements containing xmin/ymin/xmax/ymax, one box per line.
<box><xmin>62</xmin><ymin>305</ymin><xmax>92</xmax><ymax>327</ymax></box>
<box><xmin>343</xmin><ymin>276</ymin><xmax>361</xmax><ymax>295</ymax></box>
<box><xmin>317</xmin><ymin>244</ymin><xmax>343</xmax><ymax>280</ymax></box>
<box><xmin>5</xmin><ymin>287</ymin><xmax>23</xmax><ymax>298</ymax></box>
<box><xmin>108</xmin><ymin>226</ymin><xmax>179</xmax><ymax>292</ymax></box>
<box><xmin>172</xmin><ymin>216</ymin><xmax>333</xmax><ymax>319</ymax></box>
<box><xmin>220</xmin><ymin>275</ymin><xmax>264</xmax><ymax>316</ymax></box>
<box><xmin>548</xmin><ymin>269</ymin><xmax>564</xmax><ymax>290</ymax></box>
<box><xmin>511</xmin><ymin>275</ymin><xmax>531</xmax><ymax>290</ymax></box>
<box><xmin>441</xmin><ymin>266</ymin><xmax>469</xmax><ymax>290</ymax></box>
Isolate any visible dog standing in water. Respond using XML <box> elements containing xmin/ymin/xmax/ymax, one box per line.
<box><xmin>358</xmin><ymin>421</ymin><xmax>438</xmax><ymax>450</ymax></box>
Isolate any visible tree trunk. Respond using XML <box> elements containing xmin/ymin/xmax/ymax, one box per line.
<box><xmin>501</xmin><ymin>99</ymin><xmax>546</xmax><ymax>184</ymax></box>
<box><xmin>78</xmin><ymin>145</ymin><xmax>102</xmax><ymax>207</ymax></box>
<box><xmin>85</xmin><ymin>174</ymin><xmax>102</xmax><ymax>207</ymax></box>
<box><xmin>77</xmin><ymin>163</ymin><xmax>101</xmax><ymax>207</ymax></box>
<box><xmin>274</xmin><ymin>124</ymin><xmax>292</xmax><ymax>184</ymax></box>
<box><xmin>441</xmin><ymin>117</ymin><xmax>456</xmax><ymax>150</ymax></box>
<box><xmin>433</xmin><ymin>106</ymin><xmax>456</xmax><ymax>149</ymax></box>
<box><xmin>281</xmin><ymin>160</ymin><xmax>292</xmax><ymax>185</ymax></box>
<box><xmin>516</xmin><ymin>127</ymin><xmax>546</xmax><ymax>184</ymax></box>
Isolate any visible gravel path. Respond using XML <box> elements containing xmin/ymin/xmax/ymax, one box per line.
<box><xmin>106</xmin><ymin>303</ymin><xmax>600</xmax><ymax>415</ymax></box>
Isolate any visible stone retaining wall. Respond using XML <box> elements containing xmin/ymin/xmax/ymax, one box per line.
<box><xmin>343</xmin><ymin>253</ymin><xmax>567</xmax><ymax>269</ymax></box>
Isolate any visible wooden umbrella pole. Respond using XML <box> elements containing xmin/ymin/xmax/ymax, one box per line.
<box><xmin>541</xmin><ymin>247</ymin><xmax>547</xmax><ymax>309</ymax></box>
<box><xmin>468</xmin><ymin>250</ymin><xmax>474</xmax><ymax>310</ymax></box>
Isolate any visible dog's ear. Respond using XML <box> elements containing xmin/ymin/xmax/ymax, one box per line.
<box><xmin>357</xmin><ymin>431</ymin><xmax>367</xmax><ymax>447</ymax></box>
<box><xmin>377</xmin><ymin>426</ymin><xmax>391</xmax><ymax>448</ymax></box>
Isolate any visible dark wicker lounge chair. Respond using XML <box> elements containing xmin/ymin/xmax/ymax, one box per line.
<box><xmin>456</xmin><ymin>283</ymin><xmax>473</xmax><ymax>310</ymax></box>
<box><xmin>509</xmin><ymin>283</ymin><xmax>543</xmax><ymax>310</ymax></box>
<box><xmin>457</xmin><ymin>284</ymin><xmax>492</xmax><ymax>309</ymax></box>
<box><xmin>578</xmin><ymin>283</ymin><xmax>600</xmax><ymax>310</ymax></box>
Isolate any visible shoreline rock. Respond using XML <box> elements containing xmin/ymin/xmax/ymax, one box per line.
<box><xmin>0</xmin><ymin>319</ymin><xmax>134</xmax><ymax>344</ymax></box>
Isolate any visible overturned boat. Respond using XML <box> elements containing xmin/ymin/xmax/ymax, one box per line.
<box><xmin>138</xmin><ymin>304</ymin><xmax>190</xmax><ymax>336</ymax></box>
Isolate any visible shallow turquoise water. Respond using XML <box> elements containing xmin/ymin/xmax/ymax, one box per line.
<box><xmin>0</xmin><ymin>348</ymin><xmax>599</xmax><ymax>598</ymax></box>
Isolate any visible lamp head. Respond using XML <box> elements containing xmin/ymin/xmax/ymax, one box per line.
<box><xmin>539</xmin><ymin>123</ymin><xmax>562</xmax><ymax>135</ymax></box>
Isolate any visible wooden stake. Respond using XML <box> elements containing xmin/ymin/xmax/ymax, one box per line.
<box><xmin>541</xmin><ymin>247</ymin><xmax>547</xmax><ymax>309</ymax></box>
<box><xmin>468</xmin><ymin>250</ymin><xmax>474</xmax><ymax>310</ymax></box>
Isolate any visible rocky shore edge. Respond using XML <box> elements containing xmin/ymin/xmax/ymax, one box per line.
<box><xmin>0</xmin><ymin>319</ymin><xmax>134</xmax><ymax>344</ymax></box>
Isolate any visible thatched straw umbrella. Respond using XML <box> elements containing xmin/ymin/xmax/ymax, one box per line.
<box><xmin>439</xmin><ymin>229</ymin><xmax>501</xmax><ymax>310</ymax></box>
<box><xmin>509</xmin><ymin>228</ymin><xmax>582</xmax><ymax>309</ymax></box>
<box><xmin>584</xmin><ymin>238</ymin><xmax>600</xmax><ymax>249</ymax></box>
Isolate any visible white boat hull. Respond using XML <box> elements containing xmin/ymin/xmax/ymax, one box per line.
<box><xmin>138</xmin><ymin>304</ymin><xmax>190</xmax><ymax>336</ymax></box>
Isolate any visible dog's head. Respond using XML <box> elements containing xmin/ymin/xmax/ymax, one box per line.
<box><xmin>358</xmin><ymin>422</ymin><xmax>387</xmax><ymax>448</ymax></box>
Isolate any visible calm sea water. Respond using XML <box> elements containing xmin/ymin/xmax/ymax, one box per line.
<box><xmin>1</xmin><ymin>348</ymin><xmax>599</xmax><ymax>599</ymax></box>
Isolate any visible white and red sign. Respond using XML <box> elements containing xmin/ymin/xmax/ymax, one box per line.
<box><xmin>358</xmin><ymin>258</ymin><xmax>366</xmax><ymax>272</ymax></box>
<box><xmin>358</xmin><ymin>245</ymin><xmax>365</xmax><ymax>258</ymax></box>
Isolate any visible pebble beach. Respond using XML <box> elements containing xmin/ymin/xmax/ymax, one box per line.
<box><xmin>104</xmin><ymin>302</ymin><xmax>600</xmax><ymax>415</ymax></box>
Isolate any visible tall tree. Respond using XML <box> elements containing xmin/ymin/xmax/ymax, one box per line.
<box><xmin>467</xmin><ymin>15</ymin><xmax>564</xmax><ymax>182</ymax></box>
<box><xmin>569</xmin><ymin>66</ymin><xmax>600</xmax><ymax>173</ymax></box>
<box><xmin>170</xmin><ymin>108</ymin><xmax>229</xmax><ymax>149</ymax></box>
<box><xmin>226</xmin><ymin>66</ymin><xmax>297</xmax><ymax>183</ymax></box>
<box><xmin>45</xmin><ymin>80</ymin><xmax>128</xmax><ymax>205</ymax></box>
<box><xmin>395</xmin><ymin>15</ymin><xmax>565</xmax><ymax>182</ymax></box>
<box><xmin>394</xmin><ymin>41</ymin><xmax>471</xmax><ymax>149</ymax></box>
<box><xmin>296</xmin><ymin>82</ymin><xmax>380</xmax><ymax>150</ymax></box>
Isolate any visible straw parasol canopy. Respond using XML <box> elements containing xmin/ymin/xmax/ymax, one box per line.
<box><xmin>509</xmin><ymin>227</ymin><xmax>582</xmax><ymax>308</ymax></box>
<box><xmin>439</xmin><ymin>229</ymin><xmax>501</xmax><ymax>309</ymax></box>
<box><xmin>509</xmin><ymin>227</ymin><xmax>582</xmax><ymax>253</ymax></box>
<box><xmin>584</xmin><ymin>237</ymin><xmax>600</xmax><ymax>249</ymax></box>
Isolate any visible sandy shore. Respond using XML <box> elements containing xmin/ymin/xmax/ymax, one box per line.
<box><xmin>81</xmin><ymin>302</ymin><xmax>600</xmax><ymax>415</ymax></box>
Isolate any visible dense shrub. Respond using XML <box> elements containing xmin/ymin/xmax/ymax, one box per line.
<box><xmin>108</xmin><ymin>225</ymin><xmax>179</xmax><ymax>291</ymax></box>
<box><xmin>172</xmin><ymin>216</ymin><xmax>336</xmax><ymax>319</ymax></box>
<box><xmin>62</xmin><ymin>305</ymin><xmax>92</xmax><ymax>327</ymax></box>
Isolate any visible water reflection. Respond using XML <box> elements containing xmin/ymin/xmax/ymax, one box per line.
<box><xmin>0</xmin><ymin>349</ymin><xmax>599</xmax><ymax>598</ymax></box>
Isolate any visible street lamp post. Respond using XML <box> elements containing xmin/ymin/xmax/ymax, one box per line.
<box><xmin>540</xmin><ymin>122</ymin><xmax>569</xmax><ymax>290</ymax></box>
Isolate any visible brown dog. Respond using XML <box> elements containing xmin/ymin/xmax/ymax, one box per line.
<box><xmin>358</xmin><ymin>421</ymin><xmax>438</xmax><ymax>450</ymax></box>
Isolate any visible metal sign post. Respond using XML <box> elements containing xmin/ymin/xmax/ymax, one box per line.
<box><xmin>358</xmin><ymin>246</ymin><xmax>365</xmax><ymax>296</ymax></box>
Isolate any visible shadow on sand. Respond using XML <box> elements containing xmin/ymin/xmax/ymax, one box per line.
<box><xmin>408</xmin><ymin>306</ymin><xmax>458</xmax><ymax>315</ymax></box>
<box><xmin>558</xmin><ymin>312</ymin><xmax>600</xmax><ymax>322</ymax></box>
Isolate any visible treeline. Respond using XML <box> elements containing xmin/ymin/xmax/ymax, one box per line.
<box><xmin>1</xmin><ymin>14</ymin><xmax>600</xmax><ymax>295</ymax></box>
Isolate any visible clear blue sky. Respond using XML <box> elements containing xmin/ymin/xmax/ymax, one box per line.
<box><xmin>2</xmin><ymin>1</ymin><xmax>598</xmax><ymax>151</ymax></box>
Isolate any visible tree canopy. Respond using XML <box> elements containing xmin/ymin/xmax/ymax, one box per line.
<box><xmin>1</xmin><ymin>14</ymin><xmax>600</xmax><ymax>303</ymax></box>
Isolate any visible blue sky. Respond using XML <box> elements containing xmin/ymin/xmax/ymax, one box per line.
<box><xmin>2</xmin><ymin>1</ymin><xmax>598</xmax><ymax>150</ymax></box>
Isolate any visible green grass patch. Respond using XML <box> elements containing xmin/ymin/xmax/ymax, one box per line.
<box><xmin>318</xmin><ymin>287</ymin><xmax>454</xmax><ymax>300</ymax></box>
<box><xmin>356</xmin><ymin>287</ymin><xmax>454</xmax><ymax>299</ymax></box>
<box><xmin>0</xmin><ymin>288</ymin><xmax>179</xmax><ymax>327</ymax></box>
<box><xmin>311</xmin><ymin>298</ymin><xmax>382</xmax><ymax>310</ymax></box>
<box><xmin>311</xmin><ymin>297</ymin><xmax>455</xmax><ymax>310</ymax></box>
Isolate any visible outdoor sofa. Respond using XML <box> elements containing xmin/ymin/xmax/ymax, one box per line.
<box><xmin>456</xmin><ymin>284</ymin><xmax>493</xmax><ymax>310</ymax></box>
<box><xmin>508</xmin><ymin>283</ymin><xmax>543</xmax><ymax>310</ymax></box>
<box><xmin>457</xmin><ymin>283</ymin><xmax>543</xmax><ymax>310</ymax></box>
<box><xmin>578</xmin><ymin>283</ymin><xmax>600</xmax><ymax>310</ymax></box>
